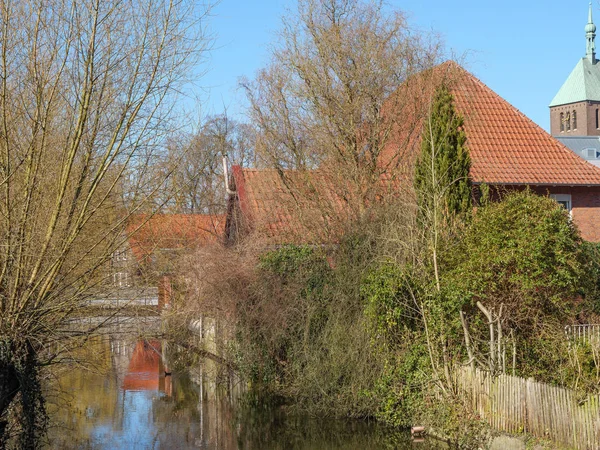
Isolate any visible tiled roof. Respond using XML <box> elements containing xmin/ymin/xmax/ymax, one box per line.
<box><xmin>386</xmin><ymin>62</ymin><xmax>600</xmax><ymax>186</ymax></box>
<box><xmin>452</xmin><ymin>64</ymin><xmax>600</xmax><ymax>185</ymax></box>
<box><xmin>231</xmin><ymin>166</ymin><xmax>346</xmax><ymax>243</ymax></box>
<box><xmin>555</xmin><ymin>136</ymin><xmax>600</xmax><ymax>167</ymax></box>
<box><xmin>230</xmin><ymin>62</ymin><xmax>600</xmax><ymax>244</ymax></box>
<box><xmin>126</xmin><ymin>214</ymin><xmax>224</xmax><ymax>263</ymax></box>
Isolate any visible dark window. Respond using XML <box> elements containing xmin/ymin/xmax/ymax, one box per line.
<box><xmin>560</xmin><ymin>112</ymin><xmax>564</xmax><ymax>132</ymax></box>
<box><xmin>566</xmin><ymin>112</ymin><xmax>571</xmax><ymax>131</ymax></box>
<box><xmin>550</xmin><ymin>194</ymin><xmax>572</xmax><ymax>213</ymax></box>
<box><xmin>573</xmin><ymin>110</ymin><xmax>577</xmax><ymax>130</ymax></box>
<box><xmin>596</xmin><ymin>109</ymin><xmax>599</xmax><ymax>129</ymax></box>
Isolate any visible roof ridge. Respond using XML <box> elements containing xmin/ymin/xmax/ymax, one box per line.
<box><xmin>455</xmin><ymin>64</ymin><xmax>600</xmax><ymax>180</ymax></box>
<box><xmin>460</xmin><ymin>66</ymin><xmax>548</xmax><ymax>134</ymax></box>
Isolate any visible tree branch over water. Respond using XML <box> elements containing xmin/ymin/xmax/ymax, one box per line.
<box><xmin>0</xmin><ymin>0</ymin><xmax>212</xmax><ymax>444</ymax></box>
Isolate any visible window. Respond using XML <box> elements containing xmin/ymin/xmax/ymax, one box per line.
<box><xmin>112</xmin><ymin>272</ymin><xmax>130</xmax><ymax>287</ymax></box>
<box><xmin>550</xmin><ymin>194</ymin><xmax>572</xmax><ymax>213</ymax></box>
<box><xmin>112</xmin><ymin>250</ymin><xmax>127</xmax><ymax>262</ymax></box>
<box><xmin>566</xmin><ymin>112</ymin><xmax>571</xmax><ymax>131</ymax></box>
<box><xmin>560</xmin><ymin>112</ymin><xmax>565</xmax><ymax>132</ymax></box>
<box><xmin>583</xmin><ymin>148</ymin><xmax>600</xmax><ymax>159</ymax></box>
<box><xmin>596</xmin><ymin>109</ymin><xmax>599</xmax><ymax>129</ymax></box>
<box><xmin>573</xmin><ymin>110</ymin><xmax>577</xmax><ymax>130</ymax></box>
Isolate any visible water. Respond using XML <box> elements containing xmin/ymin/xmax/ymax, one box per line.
<box><xmin>45</xmin><ymin>333</ymin><xmax>444</xmax><ymax>449</ymax></box>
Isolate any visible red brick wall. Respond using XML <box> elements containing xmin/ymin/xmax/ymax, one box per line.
<box><xmin>528</xmin><ymin>186</ymin><xmax>600</xmax><ymax>242</ymax></box>
<box><xmin>158</xmin><ymin>275</ymin><xmax>172</xmax><ymax>310</ymax></box>
<box><xmin>550</xmin><ymin>101</ymin><xmax>600</xmax><ymax>136</ymax></box>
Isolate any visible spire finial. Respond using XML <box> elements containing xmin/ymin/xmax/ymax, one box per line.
<box><xmin>587</xmin><ymin>2</ymin><xmax>597</xmax><ymax>63</ymax></box>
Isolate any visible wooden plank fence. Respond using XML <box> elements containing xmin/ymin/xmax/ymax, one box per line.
<box><xmin>565</xmin><ymin>324</ymin><xmax>600</xmax><ymax>344</ymax></box>
<box><xmin>455</xmin><ymin>367</ymin><xmax>600</xmax><ymax>449</ymax></box>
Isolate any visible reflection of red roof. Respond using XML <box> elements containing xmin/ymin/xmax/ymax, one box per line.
<box><xmin>385</xmin><ymin>62</ymin><xmax>600</xmax><ymax>186</ymax></box>
<box><xmin>122</xmin><ymin>340</ymin><xmax>162</xmax><ymax>391</ymax></box>
<box><xmin>126</xmin><ymin>214</ymin><xmax>224</xmax><ymax>263</ymax></box>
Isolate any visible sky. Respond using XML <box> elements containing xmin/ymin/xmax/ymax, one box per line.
<box><xmin>197</xmin><ymin>0</ymin><xmax>597</xmax><ymax>133</ymax></box>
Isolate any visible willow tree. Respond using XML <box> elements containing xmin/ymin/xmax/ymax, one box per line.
<box><xmin>0</xmin><ymin>0</ymin><xmax>210</xmax><ymax>444</ymax></box>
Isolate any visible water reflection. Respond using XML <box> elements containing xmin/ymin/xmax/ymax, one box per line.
<box><xmin>45</xmin><ymin>334</ymin><xmax>444</xmax><ymax>450</ymax></box>
<box><xmin>47</xmin><ymin>337</ymin><xmax>180</xmax><ymax>448</ymax></box>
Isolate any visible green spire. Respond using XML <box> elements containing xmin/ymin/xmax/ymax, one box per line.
<box><xmin>587</xmin><ymin>2</ymin><xmax>597</xmax><ymax>63</ymax></box>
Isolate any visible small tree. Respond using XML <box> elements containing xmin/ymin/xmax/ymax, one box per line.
<box><xmin>242</xmin><ymin>0</ymin><xmax>441</xmax><ymax>229</ymax></box>
<box><xmin>157</xmin><ymin>115</ymin><xmax>257</xmax><ymax>214</ymax></box>
<box><xmin>411</xmin><ymin>82</ymin><xmax>471</xmax><ymax>395</ymax></box>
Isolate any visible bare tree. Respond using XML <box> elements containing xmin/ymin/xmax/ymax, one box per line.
<box><xmin>241</xmin><ymin>0</ymin><xmax>442</xmax><ymax>227</ymax></box>
<box><xmin>0</xmin><ymin>0</ymin><xmax>211</xmax><ymax>443</ymax></box>
<box><xmin>155</xmin><ymin>114</ymin><xmax>257</xmax><ymax>214</ymax></box>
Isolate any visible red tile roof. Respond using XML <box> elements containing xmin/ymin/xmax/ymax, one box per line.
<box><xmin>230</xmin><ymin>62</ymin><xmax>600</xmax><ymax>244</ymax></box>
<box><xmin>126</xmin><ymin>214</ymin><xmax>224</xmax><ymax>263</ymax></box>
<box><xmin>388</xmin><ymin>62</ymin><xmax>600</xmax><ymax>186</ymax></box>
<box><xmin>231</xmin><ymin>166</ymin><xmax>347</xmax><ymax>243</ymax></box>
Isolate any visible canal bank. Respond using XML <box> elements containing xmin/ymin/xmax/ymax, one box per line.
<box><xmin>44</xmin><ymin>325</ymin><xmax>443</xmax><ymax>449</ymax></box>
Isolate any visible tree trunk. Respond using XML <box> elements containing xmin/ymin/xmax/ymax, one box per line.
<box><xmin>0</xmin><ymin>361</ymin><xmax>19</xmax><ymax>446</ymax></box>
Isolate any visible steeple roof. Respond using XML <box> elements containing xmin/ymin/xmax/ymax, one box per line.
<box><xmin>549</xmin><ymin>57</ymin><xmax>600</xmax><ymax>106</ymax></box>
<box><xmin>550</xmin><ymin>3</ymin><xmax>600</xmax><ymax>107</ymax></box>
<box><xmin>587</xmin><ymin>2</ymin><xmax>597</xmax><ymax>62</ymax></box>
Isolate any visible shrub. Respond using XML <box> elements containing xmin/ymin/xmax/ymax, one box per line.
<box><xmin>361</xmin><ymin>263</ymin><xmax>420</xmax><ymax>346</ymax></box>
<box><xmin>446</xmin><ymin>190</ymin><xmax>587</xmax><ymax>382</ymax></box>
<box><xmin>448</xmin><ymin>190</ymin><xmax>583</xmax><ymax>332</ymax></box>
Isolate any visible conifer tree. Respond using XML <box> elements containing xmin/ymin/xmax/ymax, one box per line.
<box><xmin>415</xmin><ymin>84</ymin><xmax>471</xmax><ymax>224</ymax></box>
<box><xmin>413</xmin><ymin>84</ymin><xmax>471</xmax><ymax>394</ymax></box>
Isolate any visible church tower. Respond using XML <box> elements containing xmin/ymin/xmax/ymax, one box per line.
<box><xmin>550</xmin><ymin>3</ymin><xmax>600</xmax><ymax>136</ymax></box>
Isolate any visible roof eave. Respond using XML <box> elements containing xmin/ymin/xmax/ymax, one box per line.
<box><xmin>549</xmin><ymin>99</ymin><xmax>591</xmax><ymax>107</ymax></box>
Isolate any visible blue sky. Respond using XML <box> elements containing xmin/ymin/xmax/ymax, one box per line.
<box><xmin>198</xmin><ymin>0</ymin><xmax>596</xmax><ymax>133</ymax></box>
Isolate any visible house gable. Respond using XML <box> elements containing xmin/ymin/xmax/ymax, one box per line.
<box><xmin>226</xmin><ymin>62</ymin><xmax>600</xmax><ymax>245</ymax></box>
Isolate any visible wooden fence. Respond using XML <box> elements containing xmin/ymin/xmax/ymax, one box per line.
<box><xmin>455</xmin><ymin>367</ymin><xmax>600</xmax><ymax>449</ymax></box>
<box><xmin>565</xmin><ymin>324</ymin><xmax>600</xmax><ymax>344</ymax></box>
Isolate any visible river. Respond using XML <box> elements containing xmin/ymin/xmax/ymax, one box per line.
<box><xmin>44</xmin><ymin>322</ymin><xmax>444</xmax><ymax>449</ymax></box>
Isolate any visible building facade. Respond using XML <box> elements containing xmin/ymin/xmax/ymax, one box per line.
<box><xmin>225</xmin><ymin>61</ymin><xmax>600</xmax><ymax>244</ymax></box>
<box><xmin>550</xmin><ymin>4</ymin><xmax>600</xmax><ymax>137</ymax></box>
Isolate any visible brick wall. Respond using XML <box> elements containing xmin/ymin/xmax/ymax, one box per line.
<box><xmin>566</xmin><ymin>187</ymin><xmax>600</xmax><ymax>242</ymax></box>
<box><xmin>158</xmin><ymin>275</ymin><xmax>172</xmax><ymax>310</ymax></box>
<box><xmin>550</xmin><ymin>101</ymin><xmax>600</xmax><ymax>136</ymax></box>
<box><xmin>477</xmin><ymin>185</ymin><xmax>600</xmax><ymax>242</ymax></box>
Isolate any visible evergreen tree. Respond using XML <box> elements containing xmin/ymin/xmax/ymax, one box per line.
<box><xmin>414</xmin><ymin>84</ymin><xmax>471</xmax><ymax>224</ymax></box>
<box><xmin>412</xmin><ymin>83</ymin><xmax>472</xmax><ymax>393</ymax></box>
